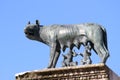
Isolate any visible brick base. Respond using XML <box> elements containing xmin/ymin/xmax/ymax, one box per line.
<box><xmin>15</xmin><ymin>63</ymin><xmax>119</xmax><ymax>80</ymax></box>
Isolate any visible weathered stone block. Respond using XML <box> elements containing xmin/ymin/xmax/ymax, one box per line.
<box><xmin>15</xmin><ymin>63</ymin><xmax>119</xmax><ymax>80</ymax></box>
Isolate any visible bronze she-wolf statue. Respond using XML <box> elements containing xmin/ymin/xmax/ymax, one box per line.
<box><xmin>24</xmin><ymin>20</ymin><xmax>109</xmax><ymax>68</ymax></box>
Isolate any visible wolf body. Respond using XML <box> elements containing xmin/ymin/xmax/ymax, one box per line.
<box><xmin>24</xmin><ymin>20</ymin><xmax>109</xmax><ymax>68</ymax></box>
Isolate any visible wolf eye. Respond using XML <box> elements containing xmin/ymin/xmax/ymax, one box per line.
<box><xmin>34</xmin><ymin>25</ymin><xmax>39</xmax><ymax>29</ymax></box>
<box><xmin>33</xmin><ymin>26</ymin><xmax>36</xmax><ymax>28</ymax></box>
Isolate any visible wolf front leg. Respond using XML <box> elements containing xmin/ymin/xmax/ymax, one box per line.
<box><xmin>47</xmin><ymin>43</ymin><xmax>57</xmax><ymax>68</ymax></box>
<box><xmin>52</xmin><ymin>49</ymin><xmax>61</xmax><ymax>68</ymax></box>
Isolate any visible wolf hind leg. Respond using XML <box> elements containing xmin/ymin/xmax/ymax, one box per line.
<box><xmin>93</xmin><ymin>43</ymin><xmax>109</xmax><ymax>63</ymax></box>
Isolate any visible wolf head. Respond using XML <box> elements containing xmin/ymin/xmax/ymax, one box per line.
<box><xmin>24</xmin><ymin>20</ymin><xmax>40</xmax><ymax>40</ymax></box>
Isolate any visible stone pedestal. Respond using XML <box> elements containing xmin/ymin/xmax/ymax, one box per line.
<box><xmin>15</xmin><ymin>63</ymin><xmax>119</xmax><ymax>80</ymax></box>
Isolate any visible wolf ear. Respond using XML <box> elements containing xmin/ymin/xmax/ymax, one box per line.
<box><xmin>36</xmin><ymin>20</ymin><xmax>40</xmax><ymax>25</ymax></box>
<box><xmin>28</xmin><ymin>21</ymin><xmax>30</xmax><ymax>24</ymax></box>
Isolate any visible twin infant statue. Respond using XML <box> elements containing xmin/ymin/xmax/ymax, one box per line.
<box><xmin>62</xmin><ymin>43</ymin><xmax>92</xmax><ymax>67</ymax></box>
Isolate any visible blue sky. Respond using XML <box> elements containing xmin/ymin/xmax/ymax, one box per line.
<box><xmin>0</xmin><ymin>0</ymin><xmax>120</xmax><ymax>80</ymax></box>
